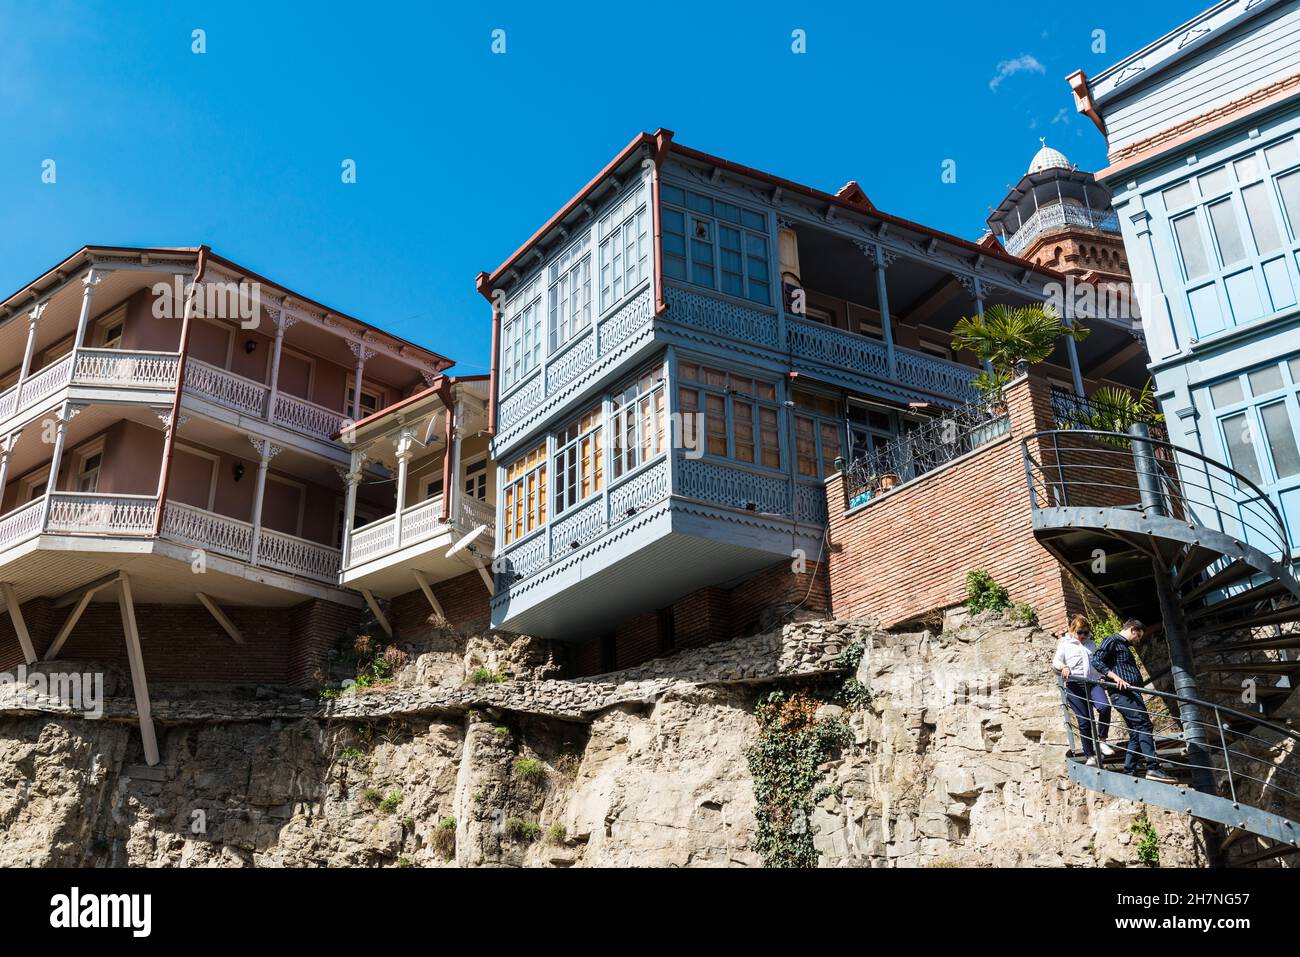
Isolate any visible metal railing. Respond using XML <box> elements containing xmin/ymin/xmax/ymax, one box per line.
<box><xmin>844</xmin><ymin>397</ymin><xmax>1010</xmax><ymax>505</ymax></box>
<box><xmin>1006</xmin><ymin>204</ymin><xmax>1120</xmax><ymax>256</ymax></box>
<box><xmin>1056</xmin><ymin>675</ymin><xmax>1300</xmax><ymax>824</ymax></box>
<box><xmin>1049</xmin><ymin>386</ymin><xmax>1167</xmax><ymax>442</ymax></box>
<box><xmin>1023</xmin><ymin>428</ymin><xmax>1292</xmax><ymax>561</ymax></box>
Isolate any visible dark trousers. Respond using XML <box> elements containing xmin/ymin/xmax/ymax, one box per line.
<box><xmin>1065</xmin><ymin>680</ymin><xmax>1112</xmax><ymax>757</ymax></box>
<box><xmin>1109</xmin><ymin>688</ymin><xmax>1162</xmax><ymax>771</ymax></box>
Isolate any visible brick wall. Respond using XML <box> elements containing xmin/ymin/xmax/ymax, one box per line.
<box><xmin>825</xmin><ymin>374</ymin><xmax>1086</xmax><ymax>635</ymax></box>
<box><xmin>568</xmin><ymin>558</ymin><xmax>830</xmax><ymax>677</ymax></box>
<box><xmin>389</xmin><ymin>569</ymin><xmax>492</xmax><ymax>642</ymax></box>
<box><xmin>0</xmin><ymin>594</ymin><xmax>361</xmax><ymax>687</ymax></box>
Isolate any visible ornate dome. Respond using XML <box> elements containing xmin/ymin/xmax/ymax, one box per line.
<box><xmin>1028</xmin><ymin>140</ymin><xmax>1071</xmax><ymax>174</ymax></box>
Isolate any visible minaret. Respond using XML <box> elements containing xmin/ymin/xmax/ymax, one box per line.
<box><xmin>987</xmin><ymin>140</ymin><xmax>1133</xmax><ymax>290</ymax></box>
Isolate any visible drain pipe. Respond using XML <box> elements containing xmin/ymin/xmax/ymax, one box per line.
<box><xmin>153</xmin><ymin>245</ymin><xmax>207</xmax><ymax>535</ymax></box>
<box><xmin>1130</xmin><ymin>421</ymin><xmax>1223</xmax><ymax>863</ymax></box>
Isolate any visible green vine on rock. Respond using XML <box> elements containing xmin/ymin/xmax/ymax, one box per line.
<box><xmin>1131</xmin><ymin>813</ymin><xmax>1160</xmax><ymax>867</ymax></box>
<box><xmin>745</xmin><ymin>690</ymin><xmax>853</xmax><ymax>868</ymax></box>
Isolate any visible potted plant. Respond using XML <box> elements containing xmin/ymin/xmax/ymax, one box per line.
<box><xmin>951</xmin><ymin>303</ymin><xmax>1090</xmax><ymax>414</ymax></box>
<box><xmin>879</xmin><ymin>471</ymin><xmax>900</xmax><ymax>491</ymax></box>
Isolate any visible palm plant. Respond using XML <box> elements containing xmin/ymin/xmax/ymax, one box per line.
<box><xmin>951</xmin><ymin>303</ymin><xmax>1089</xmax><ymax>400</ymax></box>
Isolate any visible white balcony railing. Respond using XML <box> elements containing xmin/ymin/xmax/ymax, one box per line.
<box><xmin>44</xmin><ymin>492</ymin><xmax>159</xmax><ymax>536</ymax></box>
<box><xmin>0</xmin><ymin>499</ymin><xmax>44</xmax><ymax>552</ymax></box>
<box><xmin>345</xmin><ymin>494</ymin><xmax>467</xmax><ymax>566</ymax></box>
<box><xmin>73</xmin><ymin>349</ymin><xmax>181</xmax><ymax>389</ymax></box>
<box><xmin>259</xmin><ymin>527</ymin><xmax>342</xmax><ymax>583</ymax></box>
<box><xmin>161</xmin><ymin>500</ymin><xmax>254</xmax><ymax>558</ymax></box>
<box><xmin>459</xmin><ymin>495</ymin><xmax>495</xmax><ymax>539</ymax></box>
<box><xmin>272</xmin><ymin>392</ymin><xmax>348</xmax><ymax>441</ymax></box>
<box><xmin>159</xmin><ymin>500</ymin><xmax>340</xmax><ymax>584</ymax></box>
<box><xmin>15</xmin><ymin>353</ymin><xmax>74</xmax><ymax>411</ymax></box>
<box><xmin>183</xmin><ymin>358</ymin><xmax>270</xmax><ymax>418</ymax></box>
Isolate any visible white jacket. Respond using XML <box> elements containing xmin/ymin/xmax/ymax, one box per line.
<box><xmin>1052</xmin><ymin>634</ymin><xmax>1100</xmax><ymax>682</ymax></box>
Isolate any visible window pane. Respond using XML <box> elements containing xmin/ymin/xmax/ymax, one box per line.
<box><xmin>1222</xmin><ymin>412</ymin><xmax>1263</xmax><ymax>485</ymax></box>
<box><xmin>1210</xmin><ymin>378</ymin><xmax>1244</xmax><ymax>407</ymax></box>
<box><xmin>1261</xmin><ymin>402</ymin><xmax>1300</xmax><ymax>480</ymax></box>
<box><xmin>1163</xmin><ymin>181</ymin><xmax>1196</xmax><ymax>210</ymax></box>
<box><xmin>1278</xmin><ymin>171</ymin><xmax>1300</xmax><ymax>236</ymax></box>
<box><xmin>1198</xmin><ymin>167</ymin><xmax>1231</xmax><ymax>197</ymax></box>
<box><xmin>706</xmin><ymin>394</ymin><xmax>727</xmax><ymax>456</ymax></box>
<box><xmin>1266</xmin><ymin>139</ymin><xmax>1299</xmax><ymax>171</ymax></box>
<box><xmin>1242</xmin><ymin>182</ymin><xmax>1283</xmax><ymax>254</ymax></box>
<box><xmin>661</xmin><ymin>184</ymin><xmax>685</xmax><ymax>207</ymax></box>
<box><xmin>1234</xmin><ymin>156</ymin><xmax>1260</xmax><ymax>183</ymax></box>
<box><xmin>1248</xmin><ymin>365</ymin><xmax>1284</xmax><ymax>395</ymax></box>
<box><xmin>1290</xmin><ymin>357</ymin><xmax>1300</xmax><ymax>384</ymax></box>
<box><xmin>1208</xmin><ymin>200</ymin><xmax>1246</xmax><ymax>265</ymax></box>
<box><xmin>734</xmin><ymin>400</ymin><xmax>754</xmax><ymax>463</ymax></box>
<box><xmin>1173</xmin><ymin>215</ymin><xmax>1210</xmax><ymax>279</ymax></box>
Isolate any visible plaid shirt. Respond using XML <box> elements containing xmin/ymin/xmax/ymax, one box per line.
<box><xmin>1091</xmin><ymin>634</ymin><xmax>1145</xmax><ymax>687</ymax></box>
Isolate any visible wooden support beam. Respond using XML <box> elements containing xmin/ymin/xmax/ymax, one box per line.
<box><xmin>1</xmin><ymin>582</ymin><xmax>36</xmax><ymax>665</ymax></box>
<box><xmin>361</xmin><ymin>588</ymin><xmax>393</xmax><ymax>638</ymax></box>
<box><xmin>117</xmin><ymin>573</ymin><xmax>159</xmax><ymax>766</ymax></box>
<box><xmin>472</xmin><ymin>554</ymin><xmax>495</xmax><ymax>595</ymax></box>
<box><xmin>195</xmin><ymin>592</ymin><xmax>244</xmax><ymax>645</ymax></box>
<box><xmin>411</xmin><ymin>569</ymin><xmax>446</xmax><ymax>621</ymax></box>
<box><xmin>1083</xmin><ymin>338</ymin><xmax>1144</xmax><ymax>381</ymax></box>
<box><xmin>43</xmin><ymin>589</ymin><xmax>96</xmax><ymax>661</ymax></box>
<box><xmin>899</xmin><ymin>277</ymin><xmax>961</xmax><ymax>326</ymax></box>
<box><xmin>52</xmin><ymin>570</ymin><xmax>123</xmax><ymax>609</ymax></box>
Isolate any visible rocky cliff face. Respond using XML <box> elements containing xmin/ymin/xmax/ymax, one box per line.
<box><xmin>0</xmin><ymin>615</ymin><xmax>1210</xmax><ymax>867</ymax></box>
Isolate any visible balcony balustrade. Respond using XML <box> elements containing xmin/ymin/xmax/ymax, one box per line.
<box><xmin>1005</xmin><ymin>204</ymin><xmax>1121</xmax><ymax>256</ymax></box>
<box><xmin>344</xmin><ymin>493</ymin><xmax>498</xmax><ymax>571</ymax></box>
<box><xmin>0</xmin><ymin>493</ymin><xmax>342</xmax><ymax>585</ymax></box>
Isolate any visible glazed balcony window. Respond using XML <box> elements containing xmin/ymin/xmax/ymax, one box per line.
<box><xmin>610</xmin><ymin>364</ymin><xmax>665</xmax><ymax>480</ymax></box>
<box><xmin>661</xmin><ymin>184</ymin><xmax>770</xmax><ymax>306</ymax></box>
<box><xmin>502</xmin><ymin>441</ymin><xmax>547</xmax><ymax>545</ymax></box>
<box><xmin>597</xmin><ymin>180</ymin><xmax>650</xmax><ymax>313</ymax></box>
<box><xmin>501</xmin><ymin>276</ymin><xmax>543</xmax><ymax>390</ymax></box>
<box><xmin>554</xmin><ymin>406</ymin><xmax>603</xmax><ymax>516</ymax></box>
<box><xmin>677</xmin><ymin>361</ymin><xmax>780</xmax><ymax>468</ymax></box>
<box><xmin>548</xmin><ymin>236</ymin><xmax>592</xmax><ymax>353</ymax></box>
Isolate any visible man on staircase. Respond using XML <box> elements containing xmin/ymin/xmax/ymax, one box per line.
<box><xmin>1091</xmin><ymin>620</ymin><xmax>1178</xmax><ymax>784</ymax></box>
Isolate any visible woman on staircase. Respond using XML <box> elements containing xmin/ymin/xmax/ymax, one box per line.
<box><xmin>1052</xmin><ymin>615</ymin><xmax>1115</xmax><ymax>767</ymax></box>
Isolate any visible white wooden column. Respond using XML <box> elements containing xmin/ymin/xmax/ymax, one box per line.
<box><xmin>340</xmin><ymin>449</ymin><xmax>365</xmax><ymax>569</ymax></box>
<box><xmin>265</xmin><ymin>307</ymin><xmax>297</xmax><ymax>425</ymax></box>
<box><xmin>448</xmin><ymin>400</ymin><xmax>464</xmax><ymax>528</ymax></box>
<box><xmin>39</xmin><ymin>404</ymin><xmax>76</xmax><ymax>530</ymax></box>
<box><xmin>72</xmin><ymin>269</ymin><xmax>104</xmax><ymax>351</ymax></box>
<box><xmin>0</xmin><ymin>431</ymin><xmax>18</xmax><ymax>505</ymax></box>
<box><xmin>393</xmin><ymin>427</ymin><xmax>414</xmax><ymax>548</ymax></box>
<box><xmin>247</xmin><ymin>436</ymin><xmax>282</xmax><ymax>565</ymax></box>
<box><xmin>348</xmin><ymin>340</ymin><xmax>375</xmax><ymax>421</ymax></box>
<box><xmin>16</xmin><ymin>301</ymin><xmax>46</xmax><ymax>395</ymax></box>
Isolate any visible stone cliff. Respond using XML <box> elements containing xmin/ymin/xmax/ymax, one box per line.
<box><xmin>0</xmin><ymin>613</ymin><xmax>1209</xmax><ymax>867</ymax></box>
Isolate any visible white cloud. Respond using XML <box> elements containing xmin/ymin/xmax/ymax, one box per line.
<box><xmin>1050</xmin><ymin>107</ymin><xmax>1071</xmax><ymax>125</ymax></box>
<box><xmin>989</xmin><ymin>54</ymin><xmax>1046</xmax><ymax>92</ymax></box>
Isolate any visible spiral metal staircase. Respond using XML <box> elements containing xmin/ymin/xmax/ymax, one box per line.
<box><xmin>1023</xmin><ymin>426</ymin><xmax>1300</xmax><ymax>866</ymax></box>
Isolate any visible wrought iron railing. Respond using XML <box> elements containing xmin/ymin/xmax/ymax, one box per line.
<box><xmin>843</xmin><ymin>397</ymin><xmax>1010</xmax><ymax>506</ymax></box>
<box><xmin>1006</xmin><ymin>204</ymin><xmax>1120</xmax><ymax>256</ymax></box>
<box><xmin>1056</xmin><ymin>675</ymin><xmax>1300</xmax><ymax>847</ymax></box>
<box><xmin>1050</xmin><ymin>386</ymin><xmax>1167</xmax><ymax>442</ymax></box>
<box><xmin>1022</xmin><ymin>428</ymin><xmax>1291</xmax><ymax>561</ymax></box>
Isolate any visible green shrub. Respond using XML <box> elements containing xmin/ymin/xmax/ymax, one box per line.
<box><xmin>544</xmin><ymin>823</ymin><xmax>567</xmax><ymax>845</ymax></box>
<box><xmin>1007</xmin><ymin>603</ymin><xmax>1038</xmax><ymax>625</ymax></box>
<box><xmin>493</xmin><ymin>725</ymin><xmax>510</xmax><ymax>737</ymax></box>
<box><xmin>470</xmin><ymin>666</ymin><xmax>505</xmax><ymax>686</ymax></box>
<box><xmin>377</xmin><ymin>790</ymin><xmax>403</xmax><ymax>815</ymax></box>
<box><xmin>964</xmin><ymin>569</ymin><xmax>1012</xmax><ymax>614</ymax></box>
<box><xmin>432</xmin><ymin>816</ymin><xmax>457</xmax><ymax>859</ymax></box>
<box><xmin>1131</xmin><ymin>814</ymin><xmax>1160</xmax><ymax>867</ymax></box>
<box><xmin>362</xmin><ymin>788</ymin><xmax>383</xmax><ymax>805</ymax></box>
<box><xmin>396</xmin><ymin>856</ymin><xmax>413</xmax><ymax>868</ymax></box>
<box><xmin>513</xmin><ymin>757</ymin><xmax>546</xmax><ymax>781</ymax></box>
<box><xmin>504</xmin><ymin>818</ymin><xmax>541</xmax><ymax>842</ymax></box>
<box><xmin>337</xmin><ymin>746</ymin><xmax>365</xmax><ymax>763</ymax></box>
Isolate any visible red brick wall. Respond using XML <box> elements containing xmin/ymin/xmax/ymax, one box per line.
<box><xmin>0</xmin><ymin>595</ymin><xmax>360</xmax><ymax>687</ymax></box>
<box><xmin>825</xmin><ymin>374</ymin><xmax>1084</xmax><ymax>635</ymax></box>
<box><xmin>389</xmin><ymin>569</ymin><xmax>492</xmax><ymax>641</ymax></box>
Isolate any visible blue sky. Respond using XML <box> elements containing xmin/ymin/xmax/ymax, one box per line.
<box><xmin>0</xmin><ymin>0</ymin><xmax>1208</xmax><ymax>375</ymax></box>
